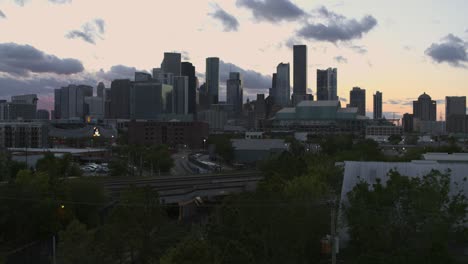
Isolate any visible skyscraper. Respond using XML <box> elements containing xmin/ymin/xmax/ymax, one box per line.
<box><xmin>227</xmin><ymin>72</ymin><xmax>243</xmax><ymax>116</ymax></box>
<box><xmin>173</xmin><ymin>76</ymin><xmax>189</xmax><ymax>115</ymax></box>
<box><xmin>181</xmin><ymin>62</ymin><xmax>197</xmax><ymax>115</ymax></box>
<box><xmin>275</xmin><ymin>63</ymin><xmax>291</xmax><ymax>107</ymax></box>
<box><xmin>413</xmin><ymin>92</ymin><xmax>436</xmax><ymax>121</ymax></box>
<box><xmin>446</xmin><ymin>96</ymin><xmax>466</xmax><ymax>118</ymax></box>
<box><xmin>206</xmin><ymin>57</ymin><xmax>220</xmax><ymax>105</ymax></box>
<box><xmin>54</xmin><ymin>85</ymin><xmax>92</xmax><ymax>120</ymax></box>
<box><xmin>316</xmin><ymin>68</ymin><xmax>338</xmax><ymax>101</ymax></box>
<box><xmin>110</xmin><ymin>79</ymin><xmax>132</xmax><ymax>119</ymax></box>
<box><xmin>134</xmin><ymin>72</ymin><xmax>152</xmax><ymax>82</ymax></box>
<box><xmin>349</xmin><ymin>87</ymin><xmax>366</xmax><ymax>116</ymax></box>
<box><xmin>293</xmin><ymin>45</ymin><xmax>307</xmax><ymax>96</ymax></box>
<box><xmin>373</xmin><ymin>91</ymin><xmax>383</xmax><ymax>119</ymax></box>
<box><xmin>130</xmin><ymin>81</ymin><xmax>162</xmax><ymax>119</ymax></box>
<box><xmin>161</xmin><ymin>52</ymin><xmax>181</xmax><ymax>76</ymax></box>
<box><xmin>54</xmin><ymin>89</ymin><xmax>61</xmax><ymax>119</ymax></box>
<box><xmin>97</xmin><ymin>82</ymin><xmax>105</xmax><ymax>98</ymax></box>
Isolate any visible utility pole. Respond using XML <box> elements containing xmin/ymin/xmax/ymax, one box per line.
<box><xmin>330</xmin><ymin>196</ymin><xmax>337</xmax><ymax>264</ymax></box>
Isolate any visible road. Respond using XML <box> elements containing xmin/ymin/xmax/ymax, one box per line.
<box><xmin>171</xmin><ymin>150</ymin><xmax>195</xmax><ymax>176</ymax></box>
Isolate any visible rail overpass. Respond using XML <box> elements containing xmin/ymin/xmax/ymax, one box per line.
<box><xmin>101</xmin><ymin>171</ymin><xmax>264</xmax><ymax>204</ymax></box>
<box><xmin>101</xmin><ymin>171</ymin><xmax>264</xmax><ymax>219</ymax></box>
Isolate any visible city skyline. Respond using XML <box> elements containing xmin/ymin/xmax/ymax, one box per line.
<box><xmin>0</xmin><ymin>0</ymin><xmax>467</xmax><ymax>118</ymax></box>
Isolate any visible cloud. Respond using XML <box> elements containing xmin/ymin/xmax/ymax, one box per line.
<box><xmin>0</xmin><ymin>42</ymin><xmax>84</xmax><ymax>77</ymax></box>
<box><xmin>385</xmin><ymin>99</ymin><xmax>414</xmax><ymax>106</ymax></box>
<box><xmin>425</xmin><ymin>34</ymin><xmax>468</xmax><ymax>68</ymax></box>
<box><xmin>236</xmin><ymin>0</ymin><xmax>305</xmax><ymax>23</ymax></box>
<box><xmin>14</xmin><ymin>0</ymin><xmax>29</xmax><ymax>6</ymax></box>
<box><xmin>49</xmin><ymin>0</ymin><xmax>72</xmax><ymax>4</ymax></box>
<box><xmin>66</xmin><ymin>19</ymin><xmax>106</xmax><ymax>45</ymax></box>
<box><xmin>219</xmin><ymin>60</ymin><xmax>271</xmax><ymax>90</ymax></box>
<box><xmin>209</xmin><ymin>4</ymin><xmax>239</xmax><ymax>32</ymax></box>
<box><xmin>297</xmin><ymin>6</ymin><xmax>377</xmax><ymax>43</ymax></box>
<box><xmin>0</xmin><ymin>10</ymin><xmax>6</xmax><ymax>19</ymax></box>
<box><xmin>334</xmin><ymin>55</ymin><xmax>348</xmax><ymax>63</ymax></box>
<box><xmin>96</xmin><ymin>65</ymin><xmax>148</xmax><ymax>82</ymax></box>
<box><xmin>349</xmin><ymin>45</ymin><xmax>367</xmax><ymax>54</ymax></box>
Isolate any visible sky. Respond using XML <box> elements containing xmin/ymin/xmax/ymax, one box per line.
<box><xmin>0</xmin><ymin>0</ymin><xmax>467</xmax><ymax>119</ymax></box>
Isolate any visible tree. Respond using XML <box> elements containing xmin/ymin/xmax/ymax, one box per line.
<box><xmin>64</xmin><ymin>179</ymin><xmax>106</xmax><ymax>228</ymax></box>
<box><xmin>160</xmin><ymin>237</ymin><xmax>214</xmax><ymax>264</ymax></box>
<box><xmin>145</xmin><ymin>145</ymin><xmax>174</xmax><ymax>174</ymax></box>
<box><xmin>208</xmin><ymin>135</ymin><xmax>234</xmax><ymax>163</ymax></box>
<box><xmin>57</xmin><ymin>220</ymin><xmax>95</xmax><ymax>264</ymax></box>
<box><xmin>388</xmin><ymin>134</ymin><xmax>403</xmax><ymax>145</ymax></box>
<box><xmin>96</xmin><ymin>186</ymin><xmax>173</xmax><ymax>263</ymax></box>
<box><xmin>344</xmin><ymin>170</ymin><xmax>468</xmax><ymax>264</ymax></box>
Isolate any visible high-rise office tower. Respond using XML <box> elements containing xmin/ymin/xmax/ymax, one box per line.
<box><xmin>227</xmin><ymin>72</ymin><xmax>243</xmax><ymax>116</ymax></box>
<box><xmin>134</xmin><ymin>72</ymin><xmax>152</xmax><ymax>82</ymax></box>
<box><xmin>161</xmin><ymin>52</ymin><xmax>181</xmax><ymax>76</ymax></box>
<box><xmin>373</xmin><ymin>91</ymin><xmax>383</xmax><ymax>119</ymax></box>
<box><xmin>130</xmin><ymin>81</ymin><xmax>163</xmax><ymax>119</ymax></box>
<box><xmin>97</xmin><ymin>82</ymin><xmax>105</xmax><ymax>98</ymax></box>
<box><xmin>181</xmin><ymin>62</ymin><xmax>197</xmax><ymax>115</ymax></box>
<box><xmin>206</xmin><ymin>57</ymin><xmax>220</xmax><ymax>105</ymax></box>
<box><xmin>413</xmin><ymin>92</ymin><xmax>436</xmax><ymax>121</ymax></box>
<box><xmin>402</xmin><ymin>113</ymin><xmax>414</xmax><ymax>132</ymax></box>
<box><xmin>36</xmin><ymin>109</ymin><xmax>50</xmax><ymax>120</ymax></box>
<box><xmin>54</xmin><ymin>89</ymin><xmax>61</xmax><ymax>119</ymax></box>
<box><xmin>446</xmin><ymin>96</ymin><xmax>466</xmax><ymax>118</ymax></box>
<box><xmin>110</xmin><ymin>79</ymin><xmax>132</xmax><ymax>119</ymax></box>
<box><xmin>275</xmin><ymin>63</ymin><xmax>291</xmax><ymax>107</ymax></box>
<box><xmin>54</xmin><ymin>85</ymin><xmax>92</xmax><ymax>120</ymax></box>
<box><xmin>76</xmin><ymin>85</ymin><xmax>93</xmax><ymax>118</ymax></box>
<box><xmin>293</xmin><ymin>45</ymin><xmax>307</xmax><ymax>96</ymax></box>
<box><xmin>349</xmin><ymin>87</ymin><xmax>366</xmax><ymax>116</ymax></box>
<box><xmin>316</xmin><ymin>68</ymin><xmax>338</xmax><ymax>101</ymax></box>
<box><xmin>173</xmin><ymin>76</ymin><xmax>189</xmax><ymax>115</ymax></box>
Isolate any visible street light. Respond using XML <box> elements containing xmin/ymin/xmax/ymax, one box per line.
<box><xmin>203</xmin><ymin>139</ymin><xmax>207</xmax><ymax>151</ymax></box>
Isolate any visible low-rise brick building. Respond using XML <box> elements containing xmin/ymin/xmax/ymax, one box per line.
<box><xmin>128</xmin><ymin>121</ymin><xmax>209</xmax><ymax>149</ymax></box>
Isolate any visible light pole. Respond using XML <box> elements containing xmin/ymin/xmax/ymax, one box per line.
<box><xmin>203</xmin><ymin>139</ymin><xmax>207</xmax><ymax>151</ymax></box>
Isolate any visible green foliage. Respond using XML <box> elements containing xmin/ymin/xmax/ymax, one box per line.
<box><xmin>208</xmin><ymin>135</ymin><xmax>234</xmax><ymax>163</ymax></box>
<box><xmin>36</xmin><ymin>152</ymin><xmax>81</xmax><ymax>178</ymax></box>
<box><xmin>57</xmin><ymin>220</ymin><xmax>95</xmax><ymax>264</ymax></box>
<box><xmin>388</xmin><ymin>134</ymin><xmax>403</xmax><ymax>145</ymax></box>
<box><xmin>145</xmin><ymin>145</ymin><xmax>174</xmax><ymax>173</ymax></box>
<box><xmin>64</xmin><ymin>179</ymin><xmax>106</xmax><ymax>228</ymax></box>
<box><xmin>0</xmin><ymin>153</ymin><xmax>27</xmax><ymax>181</ymax></box>
<box><xmin>95</xmin><ymin>186</ymin><xmax>179</xmax><ymax>263</ymax></box>
<box><xmin>345</xmin><ymin>170</ymin><xmax>468</xmax><ymax>264</ymax></box>
<box><xmin>160</xmin><ymin>237</ymin><xmax>214</xmax><ymax>264</ymax></box>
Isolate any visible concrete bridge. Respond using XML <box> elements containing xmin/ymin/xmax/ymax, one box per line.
<box><xmin>101</xmin><ymin>171</ymin><xmax>264</xmax><ymax>219</ymax></box>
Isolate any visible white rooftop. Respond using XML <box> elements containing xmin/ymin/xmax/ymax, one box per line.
<box><xmin>231</xmin><ymin>139</ymin><xmax>288</xmax><ymax>151</ymax></box>
<box><xmin>297</xmin><ymin>100</ymin><xmax>340</xmax><ymax>107</ymax></box>
<box><xmin>8</xmin><ymin>148</ymin><xmax>107</xmax><ymax>154</ymax></box>
<box><xmin>423</xmin><ymin>152</ymin><xmax>468</xmax><ymax>162</ymax></box>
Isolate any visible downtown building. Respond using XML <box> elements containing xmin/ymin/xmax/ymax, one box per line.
<box><xmin>316</xmin><ymin>68</ymin><xmax>338</xmax><ymax>101</ymax></box>
<box><xmin>446</xmin><ymin>96</ymin><xmax>467</xmax><ymax>134</ymax></box>
<box><xmin>0</xmin><ymin>94</ymin><xmax>38</xmax><ymax>121</ymax></box>
<box><xmin>127</xmin><ymin>121</ymin><xmax>209</xmax><ymax>149</ymax></box>
<box><xmin>349</xmin><ymin>87</ymin><xmax>366</xmax><ymax>116</ymax></box>
<box><xmin>271</xmin><ymin>101</ymin><xmax>366</xmax><ymax>135</ymax></box>
<box><xmin>292</xmin><ymin>45</ymin><xmax>309</xmax><ymax>105</ymax></box>
<box><xmin>373</xmin><ymin>91</ymin><xmax>383</xmax><ymax>120</ymax></box>
<box><xmin>226</xmin><ymin>72</ymin><xmax>243</xmax><ymax>117</ymax></box>
<box><xmin>206</xmin><ymin>57</ymin><xmax>220</xmax><ymax>106</ymax></box>
<box><xmin>54</xmin><ymin>85</ymin><xmax>93</xmax><ymax>120</ymax></box>
<box><xmin>271</xmin><ymin>63</ymin><xmax>291</xmax><ymax>107</ymax></box>
<box><xmin>0</xmin><ymin>122</ymin><xmax>48</xmax><ymax>148</ymax></box>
